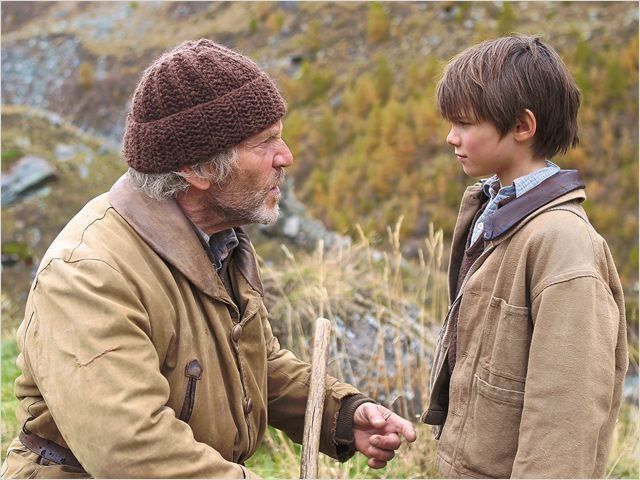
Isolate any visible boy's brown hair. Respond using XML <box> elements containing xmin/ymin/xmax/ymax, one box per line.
<box><xmin>437</xmin><ymin>35</ymin><xmax>580</xmax><ymax>159</ymax></box>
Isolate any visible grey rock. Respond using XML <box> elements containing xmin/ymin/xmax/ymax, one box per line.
<box><xmin>278</xmin><ymin>1</ymin><xmax>299</xmax><ymax>12</ymax></box>
<box><xmin>95</xmin><ymin>56</ymin><xmax>108</xmax><ymax>81</ymax></box>
<box><xmin>282</xmin><ymin>216</ymin><xmax>301</xmax><ymax>237</ymax></box>
<box><xmin>77</xmin><ymin>164</ymin><xmax>90</xmax><ymax>179</ymax></box>
<box><xmin>440</xmin><ymin>4</ymin><xmax>458</xmax><ymax>21</ymax></box>
<box><xmin>55</xmin><ymin>143</ymin><xmax>77</xmax><ymax>161</ymax></box>
<box><xmin>624</xmin><ymin>373</ymin><xmax>639</xmax><ymax>404</ymax></box>
<box><xmin>1</xmin><ymin>34</ymin><xmax>83</xmax><ymax>110</ymax></box>
<box><xmin>1</xmin><ymin>155</ymin><xmax>57</xmax><ymax>205</ymax></box>
<box><xmin>260</xmin><ymin>177</ymin><xmax>350</xmax><ymax>249</ymax></box>
<box><xmin>331</xmin><ymin>93</ymin><xmax>341</xmax><ymax>109</ymax></box>
<box><xmin>14</xmin><ymin>136</ymin><xmax>31</xmax><ymax>150</ymax></box>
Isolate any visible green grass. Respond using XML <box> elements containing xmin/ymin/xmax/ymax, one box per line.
<box><xmin>1</xmin><ymin>336</ymin><xmax>20</xmax><ymax>463</ymax></box>
<box><xmin>1</xmin><ymin>148</ymin><xmax>24</xmax><ymax>171</ymax></box>
<box><xmin>245</xmin><ymin>424</ymin><xmax>440</xmax><ymax>478</ymax></box>
<box><xmin>606</xmin><ymin>401</ymin><xmax>640</xmax><ymax>479</ymax></box>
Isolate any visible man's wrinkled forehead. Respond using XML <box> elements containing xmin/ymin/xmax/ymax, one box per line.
<box><xmin>243</xmin><ymin>121</ymin><xmax>283</xmax><ymax>144</ymax></box>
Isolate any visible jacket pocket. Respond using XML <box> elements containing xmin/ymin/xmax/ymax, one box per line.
<box><xmin>480</xmin><ymin>296</ymin><xmax>530</xmax><ymax>388</ymax></box>
<box><xmin>178</xmin><ymin>359</ymin><xmax>202</xmax><ymax>423</ymax></box>
<box><xmin>459</xmin><ymin>374</ymin><xmax>524</xmax><ymax>478</ymax></box>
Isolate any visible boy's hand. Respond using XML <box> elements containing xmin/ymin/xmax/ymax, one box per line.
<box><xmin>352</xmin><ymin>403</ymin><xmax>417</xmax><ymax>469</ymax></box>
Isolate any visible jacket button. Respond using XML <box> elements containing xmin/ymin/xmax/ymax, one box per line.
<box><xmin>231</xmin><ymin>324</ymin><xmax>243</xmax><ymax>342</ymax></box>
<box><xmin>244</xmin><ymin>398</ymin><xmax>253</xmax><ymax>414</ymax></box>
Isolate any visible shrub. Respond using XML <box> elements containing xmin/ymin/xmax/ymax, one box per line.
<box><xmin>496</xmin><ymin>1</ymin><xmax>517</xmax><ymax>35</ymax></box>
<box><xmin>77</xmin><ymin>62</ymin><xmax>95</xmax><ymax>90</ymax></box>
<box><xmin>366</xmin><ymin>2</ymin><xmax>390</xmax><ymax>44</ymax></box>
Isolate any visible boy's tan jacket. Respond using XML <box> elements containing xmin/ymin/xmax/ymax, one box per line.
<box><xmin>3</xmin><ymin>175</ymin><xmax>360</xmax><ymax>478</ymax></box>
<box><xmin>422</xmin><ymin>172</ymin><xmax>628</xmax><ymax>478</ymax></box>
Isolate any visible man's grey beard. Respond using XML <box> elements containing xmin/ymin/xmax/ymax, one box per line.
<box><xmin>207</xmin><ymin>171</ymin><xmax>284</xmax><ymax>226</ymax></box>
<box><xmin>250</xmin><ymin>202</ymin><xmax>280</xmax><ymax>225</ymax></box>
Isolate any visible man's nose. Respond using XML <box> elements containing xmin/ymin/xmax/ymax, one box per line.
<box><xmin>274</xmin><ymin>140</ymin><xmax>294</xmax><ymax>168</ymax></box>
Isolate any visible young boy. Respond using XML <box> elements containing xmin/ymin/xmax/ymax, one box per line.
<box><xmin>421</xmin><ymin>35</ymin><xmax>628</xmax><ymax>478</ymax></box>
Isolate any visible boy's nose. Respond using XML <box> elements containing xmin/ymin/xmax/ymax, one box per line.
<box><xmin>446</xmin><ymin>127</ymin><xmax>460</xmax><ymax>146</ymax></box>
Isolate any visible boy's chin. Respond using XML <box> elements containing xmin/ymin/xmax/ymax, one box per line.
<box><xmin>462</xmin><ymin>165</ymin><xmax>492</xmax><ymax>179</ymax></box>
<box><xmin>461</xmin><ymin>166</ymin><xmax>481</xmax><ymax>178</ymax></box>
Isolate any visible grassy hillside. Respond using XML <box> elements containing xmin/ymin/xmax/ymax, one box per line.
<box><xmin>2</xmin><ymin>1</ymin><xmax>637</xmax><ymax>287</ymax></box>
<box><xmin>1</xmin><ymin>2</ymin><xmax>638</xmax><ymax>475</ymax></box>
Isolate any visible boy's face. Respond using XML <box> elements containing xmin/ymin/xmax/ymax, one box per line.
<box><xmin>446</xmin><ymin>118</ymin><xmax>519</xmax><ymax>182</ymax></box>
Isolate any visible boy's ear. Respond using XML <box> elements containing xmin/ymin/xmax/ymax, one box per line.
<box><xmin>179</xmin><ymin>165</ymin><xmax>211</xmax><ymax>191</ymax></box>
<box><xmin>513</xmin><ymin>108</ymin><xmax>537</xmax><ymax>142</ymax></box>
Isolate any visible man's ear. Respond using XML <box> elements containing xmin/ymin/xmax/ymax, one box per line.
<box><xmin>513</xmin><ymin>108</ymin><xmax>537</xmax><ymax>143</ymax></box>
<box><xmin>179</xmin><ymin>165</ymin><xmax>211</xmax><ymax>191</ymax></box>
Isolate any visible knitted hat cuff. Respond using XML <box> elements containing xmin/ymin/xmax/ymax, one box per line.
<box><xmin>124</xmin><ymin>73</ymin><xmax>286</xmax><ymax>173</ymax></box>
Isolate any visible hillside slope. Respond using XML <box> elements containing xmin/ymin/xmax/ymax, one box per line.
<box><xmin>2</xmin><ymin>1</ymin><xmax>638</xmax><ymax>320</ymax></box>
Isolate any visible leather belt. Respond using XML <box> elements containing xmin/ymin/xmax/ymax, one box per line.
<box><xmin>19</xmin><ymin>431</ymin><xmax>83</xmax><ymax>469</ymax></box>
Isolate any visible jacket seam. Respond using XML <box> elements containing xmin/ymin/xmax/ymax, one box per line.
<box><xmin>531</xmin><ymin>271</ymin><xmax>612</xmax><ymax>303</ymax></box>
<box><xmin>480</xmin><ymin>363</ymin><xmax>525</xmax><ymax>383</ymax></box>
<box><xmin>67</xmin><ymin>208</ymin><xmax>113</xmax><ymax>261</ymax></box>
<box><xmin>39</xmin><ymin>256</ymin><xmax>121</xmax><ymax>278</ymax></box>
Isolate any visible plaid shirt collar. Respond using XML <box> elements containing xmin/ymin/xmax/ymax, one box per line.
<box><xmin>193</xmin><ymin>225</ymin><xmax>239</xmax><ymax>272</ymax></box>
<box><xmin>482</xmin><ymin>160</ymin><xmax>560</xmax><ymax>201</ymax></box>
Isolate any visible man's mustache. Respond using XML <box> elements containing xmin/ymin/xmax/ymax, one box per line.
<box><xmin>272</xmin><ymin>169</ymin><xmax>285</xmax><ymax>188</ymax></box>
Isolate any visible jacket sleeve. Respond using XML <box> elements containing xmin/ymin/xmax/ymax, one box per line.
<box><xmin>511</xmin><ymin>274</ymin><xmax>624</xmax><ymax>478</ymax></box>
<box><xmin>23</xmin><ymin>258</ymin><xmax>256</xmax><ymax>478</ymax></box>
<box><xmin>260</xmin><ymin>313</ymin><xmax>363</xmax><ymax>461</ymax></box>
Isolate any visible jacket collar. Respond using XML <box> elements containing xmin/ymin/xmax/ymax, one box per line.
<box><xmin>449</xmin><ymin>170</ymin><xmax>585</xmax><ymax>301</ymax></box>
<box><xmin>447</xmin><ymin>184</ymin><xmax>487</xmax><ymax>301</ymax></box>
<box><xmin>483</xmin><ymin>170</ymin><xmax>585</xmax><ymax>241</ymax></box>
<box><xmin>108</xmin><ymin>174</ymin><xmax>263</xmax><ymax>299</ymax></box>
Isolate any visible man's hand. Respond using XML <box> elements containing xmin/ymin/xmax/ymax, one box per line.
<box><xmin>353</xmin><ymin>403</ymin><xmax>417</xmax><ymax>469</ymax></box>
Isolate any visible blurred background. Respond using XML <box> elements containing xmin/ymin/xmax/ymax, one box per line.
<box><xmin>1</xmin><ymin>1</ymin><xmax>638</xmax><ymax>477</ymax></box>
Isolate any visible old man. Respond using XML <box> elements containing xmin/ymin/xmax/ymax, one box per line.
<box><xmin>2</xmin><ymin>39</ymin><xmax>416</xmax><ymax>478</ymax></box>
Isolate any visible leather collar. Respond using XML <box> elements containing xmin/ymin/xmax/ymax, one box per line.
<box><xmin>108</xmin><ymin>174</ymin><xmax>263</xmax><ymax>299</ymax></box>
<box><xmin>483</xmin><ymin>170</ymin><xmax>585</xmax><ymax>241</ymax></box>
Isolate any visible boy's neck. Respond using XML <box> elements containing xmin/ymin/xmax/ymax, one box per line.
<box><xmin>498</xmin><ymin>156</ymin><xmax>548</xmax><ymax>188</ymax></box>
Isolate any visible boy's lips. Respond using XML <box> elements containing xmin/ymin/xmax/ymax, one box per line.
<box><xmin>455</xmin><ymin>152</ymin><xmax>467</xmax><ymax>161</ymax></box>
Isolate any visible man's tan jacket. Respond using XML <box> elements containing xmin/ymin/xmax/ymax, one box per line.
<box><xmin>422</xmin><ymin>171</ymin><xmax>628</xmax><ymax>478</ymax></box>
<box><xmin>2</xmin><ymin>175</ymin><xmax>360</xmax><ymax>478</ymax></box>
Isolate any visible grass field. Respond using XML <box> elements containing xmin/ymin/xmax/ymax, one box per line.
<box><xmin>1</xmin><ymin>224</ymin><xmax>638</xmax><ymax>477</ymax></box>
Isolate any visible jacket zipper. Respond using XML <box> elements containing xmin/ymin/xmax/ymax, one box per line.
<box><xmin>179</xmin><ymin>359</ymin><xmax>202</xmax><ymax>423</ymax></box>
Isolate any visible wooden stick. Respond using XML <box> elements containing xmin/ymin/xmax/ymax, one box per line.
<box><xmin>300</xmin><ymin>317</ymin><xmax>331</xmax><ymax>479</ymax></box>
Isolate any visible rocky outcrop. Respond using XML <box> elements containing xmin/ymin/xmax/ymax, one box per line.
<box><xmin>1</xmin><ymin>155</ymin><xmax>57</xmax><ymax>205</ymax></box>
<box><xmin>260</xmin><ymin>177</ymin><xmax>350</xmax><ymax>249</ymax></box>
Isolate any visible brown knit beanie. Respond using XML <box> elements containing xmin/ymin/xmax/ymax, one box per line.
<box><xmin>123</xmin><ymin>39</ymin><xmax>286</xmax><ymax>173</ymax></box>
